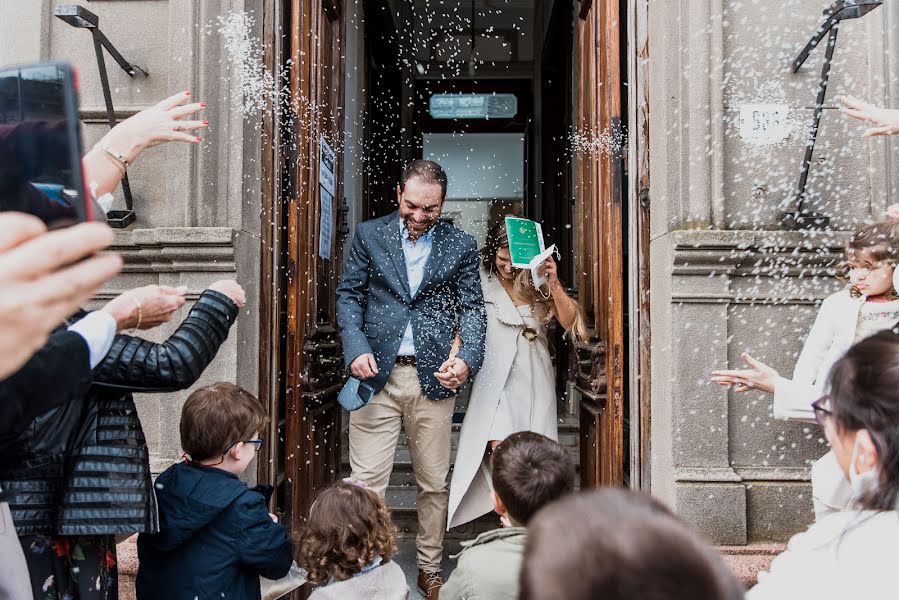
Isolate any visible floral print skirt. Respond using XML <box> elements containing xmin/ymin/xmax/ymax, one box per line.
<box><xmin>20</xmin><ymin>535</ymin><xmax>118</xmax><ymax>600</ymax></box>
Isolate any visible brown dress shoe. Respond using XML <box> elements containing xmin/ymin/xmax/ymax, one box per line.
<box><xmin>417</xmin><ymin>569</ymin><xmax>444</xmax><ymax>600</ymax></box>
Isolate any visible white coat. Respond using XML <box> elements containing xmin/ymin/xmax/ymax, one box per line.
<box><xmin>772</xmin><ymin>289</ymin><xmax>864</xmax><ymax>421</ymax></box>
<box><xmin>447</xmin><ymin>269</ymin><xmax>548</xmax><ymax>530</ymax></box>
<box><xmin>772</xmin><ymin>289</ymin><xmax>865</xmax><ymax>519</ymax></box>
<box><xmin>747</xmin><ymin>510</ymin><xmax>899</xmax><ymax>600</ymax></box>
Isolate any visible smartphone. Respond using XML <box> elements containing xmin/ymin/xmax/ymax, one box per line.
<box><xmin>0</xmin><ymin>61</ymin><xmax>89</xmax><ymax>227</ymax></box>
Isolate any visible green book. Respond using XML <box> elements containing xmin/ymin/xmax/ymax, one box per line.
<box><xmin>505</xmin><ymin>216</ymin><xmax>545</xmax><ymax>268</ymax></box>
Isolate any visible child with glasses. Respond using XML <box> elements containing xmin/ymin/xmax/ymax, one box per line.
<box><xmin>296</xmin><ymin>478</ymin><xmax>410</xmax><ymax>599</ymax></box>
<box><xmin>136</xmin><ymin>383</ymin><xmax>293</xmax><ymax>600</ymax></box>
<box><xmin>712</xmin><ymin>210</ymin><xmax>899</xmax><ymax>518</ymax></box>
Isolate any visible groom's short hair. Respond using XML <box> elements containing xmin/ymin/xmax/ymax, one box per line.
<box><xmin>400</xmin><ymin>159</ymin><xmax>448</xmax><ymax>200</ymax></box>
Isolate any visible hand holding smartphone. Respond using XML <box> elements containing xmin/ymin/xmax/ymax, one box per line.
<box><xmin>0</xmin><ymin>61</ymin><xmax>89</xmax><ymax>227</ymax></box>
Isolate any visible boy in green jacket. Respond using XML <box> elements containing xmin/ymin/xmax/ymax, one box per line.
<box><xmin>442</xmin><ymin>432</ymin><xmax>575</xmax><ymax>600</ymax></box>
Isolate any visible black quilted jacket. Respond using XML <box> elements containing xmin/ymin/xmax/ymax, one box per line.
<box><xmin>0</xmin><ymin>289</ymin><xmax>238</xmax><ymax>536</ymax></box>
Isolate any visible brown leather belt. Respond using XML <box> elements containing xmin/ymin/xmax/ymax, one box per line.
<box><xmin>395</xmin><ymin>355</ymin><xmax>417</xmax><ymax>366</ymax></box>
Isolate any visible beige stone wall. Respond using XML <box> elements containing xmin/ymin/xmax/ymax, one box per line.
<box><xmin>0</xmin><ymin>0</ymin><xmax>263</xmax><ymax>475</ymax></box>
<box><xmin>648</xmin><ymin>0</ymin><xmax>899</xmax><ymax>543</ymax></box>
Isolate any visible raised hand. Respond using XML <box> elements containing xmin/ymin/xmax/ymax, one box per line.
<box><xmin>710</xmin><ymin>353</ymin><xmax>779</xmax><ymax>393</ymax></box>
<box><xmin>101</xmin><ymin>284</ymin><xmax>188</xmax><ymax>331</ymax></box>
<box><xmin>209</xmin><ymin>279</ymin><xmax>246</xmax><ymax>308</ymax></box>
<box><xmin>101</xmin><ymin>91</ymin><xmax>209</xmax><ymax>161</ymax></box>
<box><xmin>841</xmin><ymin>96</ymin><xmax>899</xmax><ymax>137</ymax></box>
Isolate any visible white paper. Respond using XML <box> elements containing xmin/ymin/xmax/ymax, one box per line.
<box><xmin>529</xmin><ymin>244</ymin><xmax>557</xmax><ymax>289</ymax></box>
<box><xmin>318</xmin><ymin>187</ymin><xmax>334</xmax><ymax>261</ymax></box>
<box><xmin>319</xmin><ymin>136</ymin><xmax>336</xmax><ymax>195</ymax></box>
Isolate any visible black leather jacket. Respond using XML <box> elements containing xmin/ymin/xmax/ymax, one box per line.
<box><xmin>0</xmin><ymin>289</ymin><xmax>238</xmax><ymax>536</ymax></box>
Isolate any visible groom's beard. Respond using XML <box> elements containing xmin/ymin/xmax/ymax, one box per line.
<box><xmin>404</xmin><ymin>215</ymin><xmax>437</xmax><ymax>240</ymax></box>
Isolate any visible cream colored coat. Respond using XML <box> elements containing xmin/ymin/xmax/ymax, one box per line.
<box><xmin>447</xmin><ymin>269</ymin><xmax>555</xmax><ymax>530</ymax></box>
<box><xmin>772</xmin><ymin>289</ymin><xmax>865</xmax><ymax>421</ymax></box>
<box><xmin>771</xmin><ymin>289</ymin><xmax>868</xmax><ymax>519</ymax></box>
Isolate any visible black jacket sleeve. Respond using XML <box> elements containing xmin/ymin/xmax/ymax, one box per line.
<box><xmin>0</xmin><ymin>329</ymin><xmax>91</xmax><ymax>441</ymax></box>
<box><xmin>92</xmin><ymin>290</ymin><xmax>239</xmax><ymax>392</ymax></box>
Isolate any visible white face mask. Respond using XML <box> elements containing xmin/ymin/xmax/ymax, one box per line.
<box><xmin>848</xmin><ymin>433</ymin><xmax>880</xmax><ymax>502</ymax></box>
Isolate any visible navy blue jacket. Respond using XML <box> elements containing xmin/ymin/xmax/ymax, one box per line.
<box><xmin>335</xmin><ymin>212</ymin><xmax>487</xmax><ymax>400</ymax></box>
<box><xmin>136</xmin><ymin>462</ymin><xmax>293</xmax><ymax>600</ymax></box>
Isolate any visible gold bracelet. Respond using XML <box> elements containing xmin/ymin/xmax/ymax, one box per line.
<box><xmin>131</xmin><ymin>296</ymin><xmax>142</xmax><ymax>329</ymax></box>
<box><xmin>99</xmin><ymin>143</ymin><xmax>130</xmax><ymax>172</ymax></box>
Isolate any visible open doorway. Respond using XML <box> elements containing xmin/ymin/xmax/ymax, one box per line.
<box><xmin>258</xmin><ymin>0</ymin><xmax>639</xmax><ymax>574</ymax></box>
<box><xmin>353</xmin><ymin>0</ymin><xmax>632</xmax><ymax>519</ymax></box>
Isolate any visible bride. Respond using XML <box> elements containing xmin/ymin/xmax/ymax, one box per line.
<box><xmin>447</xmin><ymin>218</ymin><xmax>586</xmax><ymax>529</ymax></box>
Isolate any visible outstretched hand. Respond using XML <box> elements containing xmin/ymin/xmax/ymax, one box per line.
<box><xmin>841</xmin><ymin>96</ymin><xmax>899</xmax><ymax>137</ymax></box>
<box><xmin>209</xmin><ymin>279</ymin><xmax>246</xmax><ymax>308</ymax></box>
<box><xmin>710</xmin><ymin>353</ymin><xmax>779</xmax><ymax>393</ymax></box>
<box><xmin>101</xmin><ymin>91</ymin><xmax>209</xmax><ymax>162</ymax></box>
<box><xmin>101</xmin><ymin>285</ymin><xmax>188</xmax><ymax>331</ymax></box>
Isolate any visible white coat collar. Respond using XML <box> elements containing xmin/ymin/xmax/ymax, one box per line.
<box><xmin>481</xmin><ymin>268</ymin><xmax>525</xmax><ymax>327</ymax></box>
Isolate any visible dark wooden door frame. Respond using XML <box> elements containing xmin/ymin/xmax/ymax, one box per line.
<box><xmin>574</xmin><ymin>0</ymin><xmax>626</xmax><ymax>489</ymax></box>
<box><xmin>626</xmin><ymin>0</ymin><xmax>652</xmax><ymax>492</ymax></box>
<box><xmin>257</xmin><ymin>0</ymin><xmax>287</xmax><ymax>511</ymax></box>
<box><xmin>258</xmin><ymin>0</ymin><xmax>346</xmax><ymax>544</ymax></box>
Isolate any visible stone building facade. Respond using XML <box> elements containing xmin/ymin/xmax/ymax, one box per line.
<box><xmin>0</xmin><ymin>0</ymin><xmax>264</xmax><ymax>476</ymax></box>
<box><xmin>647</xmin><ymin>0</ymin><xmax>899</xmax><ymax>543</ymax></box>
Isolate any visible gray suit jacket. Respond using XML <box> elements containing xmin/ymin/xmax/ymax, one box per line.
<box><xmin>336</xmin><ymin>211</ymin><xmax>486</xmax><ymax>400</ymax></box>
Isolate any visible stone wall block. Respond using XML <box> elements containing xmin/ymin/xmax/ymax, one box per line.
<box><xmin>746</xmin><ymin>482</ymin><xmax>814</xmax><ymax>543</ymax></box>
<box><xmin>675</xmin><ymin>482</ymin><xmax>747</xmax><ymax>546</ymax></box>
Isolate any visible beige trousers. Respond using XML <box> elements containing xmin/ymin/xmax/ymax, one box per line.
<box><xmin>349</xmin><ymin>365</ymin><xmax>455</xmax><ymax>573</ymax></box>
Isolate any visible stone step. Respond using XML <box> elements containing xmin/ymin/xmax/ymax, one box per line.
<box><xmin>340</xmin><ymin>417</ymin><xmax>580</xmax><ymax>466</ymax></box>
<box><xmin>386</xmin><ymin>484</ymin><xmax>502</xmax><ymax>538</ymax></box>
<box><xmin>719</xmin><ymin>544</ymin><xmax>785</xmax><ymax>588</ymax></box>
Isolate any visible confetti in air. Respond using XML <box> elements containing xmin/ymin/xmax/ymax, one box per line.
<box><xmin>215</xmin><ymin>11</ymin><xmax>280</xmax><ymax>116</ymax></box>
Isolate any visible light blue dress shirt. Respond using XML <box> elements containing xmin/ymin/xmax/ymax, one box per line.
<box><xmin>397</xmin><ymin>217</ymin><xmax>434</xmax><ymax>356</ymax></box>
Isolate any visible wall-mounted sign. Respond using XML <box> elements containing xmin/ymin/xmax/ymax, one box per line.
<box><xmin>318</xmin><ymin>137</ymin><xmax>336</xmax><ymax>261</ymax></box>
<box><xmin>429</xmin><ymin>93</ymin><xmax>518</xmax><ymax>120</ymax></box>
<box><xmin>739</xmin><ymin>104</ymin><xmax>792</xmax><ymax>144</ymax></box>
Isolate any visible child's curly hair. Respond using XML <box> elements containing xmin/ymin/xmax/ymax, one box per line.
<box><xmin>835</xmin><ymin>218</ymin><xmax>899</xmax><ymax>298</ymax></box>
<box><xmin>296</xmin><ymin>479</ymin><xmax>399</xmax><ymax>585</ymax></box>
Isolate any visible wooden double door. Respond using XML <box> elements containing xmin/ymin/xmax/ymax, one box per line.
<box><xmin>257</xmin><ymin>0</ymin><xmax>638</xmax><ymax>542</ymax></box>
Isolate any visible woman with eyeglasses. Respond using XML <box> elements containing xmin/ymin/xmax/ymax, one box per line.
<box><xmin>748</xmin><ymin>330</ymin><xmax>899</xmax><ymax>598</ymax></box>
<box><xmin>712</xmin><ymin>212</ymin><xmax>899</xmax><ymax>518</ymax></box>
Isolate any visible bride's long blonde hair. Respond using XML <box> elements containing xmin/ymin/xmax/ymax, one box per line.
<box><xmin>481</xmin><ymin>219</ymin><xmax>588</xmax><ymax>341</ymax></box>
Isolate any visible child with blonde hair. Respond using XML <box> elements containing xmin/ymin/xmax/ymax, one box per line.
<box><xmin>712</xmin><ymin>210</ymin><xmax>899</xmax><ymax>517</ymax></box>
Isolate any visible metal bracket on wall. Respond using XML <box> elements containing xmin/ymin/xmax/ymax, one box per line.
<box><xmin>784</xmin><ymin>0</ymin><xmax>882</xmax><ymax>230</ymax></box>
<box><xmin>55</xmin><ymin>5</ymin><xmax>149</xmax><ymax>228</ymax></box>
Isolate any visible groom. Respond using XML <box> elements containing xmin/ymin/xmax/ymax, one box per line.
<box><xmin>336</xmin><ymin>160</ymin><xmax>486</xmax><ymax>599</ymax></box>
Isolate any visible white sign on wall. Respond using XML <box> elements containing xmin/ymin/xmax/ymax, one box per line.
<box><xmin>739</xmin><ymin>104</ymin><xmax>792</xmax><ymax>144</ymax></box>
<box><xmin>318</xmin><ymin>137</ymin><xmax>336</xmax><ymax>261</ymax></box>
